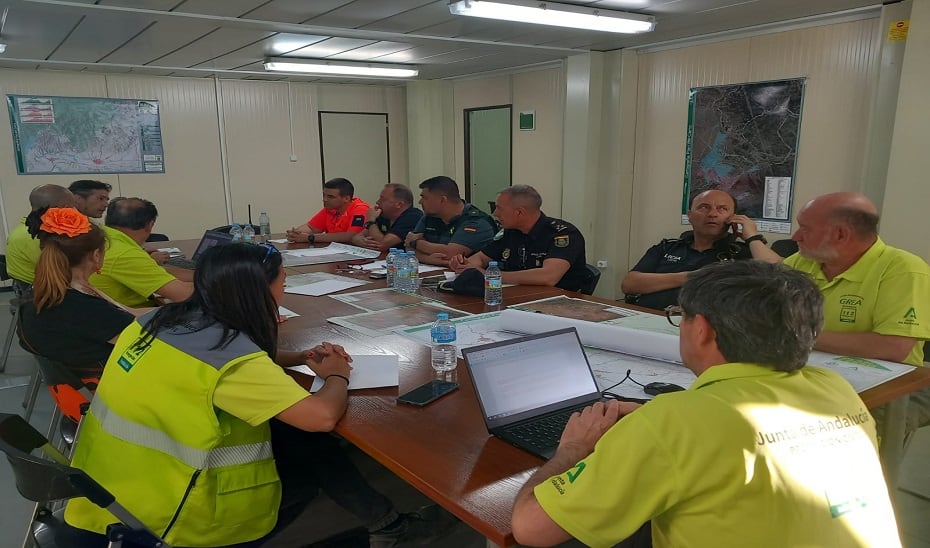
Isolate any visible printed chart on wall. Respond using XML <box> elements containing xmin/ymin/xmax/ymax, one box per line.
<box><xmin>682</xmin><ymin>79</ymin><xmax>805</xmax><ymax>234</ymax></box>
<box><xmin>7</xmin><ymin>95</ymin><xmax>165</xmax><ymax>174</ymax></box>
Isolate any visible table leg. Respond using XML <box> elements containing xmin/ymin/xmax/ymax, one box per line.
<box><xmin>878</xmin><ymin>395</ymin><xmax>909</xmax><ymax>488</ymax></box>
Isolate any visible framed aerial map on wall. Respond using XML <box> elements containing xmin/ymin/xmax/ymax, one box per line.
<box><xmin>7</xmin><ymin>95</ymin><xmax>165</xmax><ymax>175</ymax></box>
<box><xmin>682</xmin><ymin>78</ymin><xmax>806</xmax><ymax>233</ymax></box>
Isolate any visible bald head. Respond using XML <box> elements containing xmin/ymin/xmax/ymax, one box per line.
<box><xmin>801</xmin><ymin>192</ymin><xmax>879</xmax><ymax>239</ymax></box>
<box><xmin>690</xmin><ymin>189</ymin><xmax>736</xmax><ymax>211</ymax></box>
<box><xmin>29</xmin><ymin>185</ymin><xmax>74</xmax><ymax>211</ymax></box>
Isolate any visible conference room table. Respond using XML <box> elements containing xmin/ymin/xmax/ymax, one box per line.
<box><xmin>164</xmin><ymin>237</ymin><xmax>930</xmax><ymax>547</ymax></box>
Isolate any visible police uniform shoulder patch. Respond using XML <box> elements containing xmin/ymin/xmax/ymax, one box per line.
<box><xmin>351</xmin><ymin>215</ymin><xmax>365</xmax><ymax>227</ymax></box>
<box><xmin>554</xmin><ymin>235</ymin><xmax>569</xmax><ymax>248</ymax></box>
<box><xmin>493</xmin><ymin>229</ymin><xmax>504</xmax><ymax>240</ymax></box>
<box><xmin>502</xmin><ymin>248</ymin><xmax>511</xmax><ymax>259</ymax></box>
<box><xmin>463</xmin><ymin>225</ymin><xmax>477</xmax><ymax>233</ymax></box>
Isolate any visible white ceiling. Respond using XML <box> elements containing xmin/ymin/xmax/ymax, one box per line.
<box><xmin>0</xmin><ymin>0</ymin><xmax>880</xmax><ymax>83</ymax></box>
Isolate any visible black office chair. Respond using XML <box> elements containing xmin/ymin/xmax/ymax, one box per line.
<box><xmin>0</xmin><ymin>413</ymin><xmax>169</xmax><ymax>548</ymax></box>
<box><xmin>0</xmin><ymin>254</ymin><xmax>32</xmax><ymax>373</ymax></box>
<box><xmin>211</xmin><ymin>224</ymin><xmax>261</xmax><ymax>234</ymax></box>
<box><xmin>578</xmin><ymin>264</ymin><xmax>602</xmax><ymax>295</ymax></box>
<box><xmin>770</xmin><ymin>239</ymin><xmax>798</xmax><ymax>258</ymax></box>
<box><xmin>145</xmin><ymin>233</ymin><xmax>170</xmax><ymax>242</ymax></box>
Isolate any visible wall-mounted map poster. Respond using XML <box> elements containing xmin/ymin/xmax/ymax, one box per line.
<box><xmin>682</xmin><ymin>79</ymin><xmax>805</xmax><ymax>233</ymax></box>
<box><xmin>7</xmin><ymin>95</ymin><xmax>165</xmax><ymax>175</ymax></box>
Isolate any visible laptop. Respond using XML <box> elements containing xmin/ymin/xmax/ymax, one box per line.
<box><xmin>164</xmin><ymin>230</ymin><xmax>233</xmax><ymax>269</ymax></box>
<box><xmin>463</xmin><ymin>327</ymin><xmax>603</xmax><ymax>459</ymax></box>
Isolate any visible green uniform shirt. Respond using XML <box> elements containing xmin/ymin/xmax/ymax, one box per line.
<box><xmin>785</xmin><ymin>238</ymin><xmax>930</xmax><ymax>365</ymax></box>
<box><xmin>6</xmin><ymin>218</ymin><xmax>39</xmax><ymax>283</ymax></box>
<box><xmin>536</xmin><ymin>363</ymin><xmax>900</xmax><ymax>548</ymax></box>
<box><xmin>90</xmin><ymin>225</ymin><xmax>176</xmax><ymax>308</ymax></box>
<box><xmin>413</xmin><ymin>203</ymin><xmax>495</xmax><ymax>252</ymax></box>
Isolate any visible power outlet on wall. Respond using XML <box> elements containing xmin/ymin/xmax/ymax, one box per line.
<box><xmin>596</xmin><ymin>260</ymin><xmax>608</xmax><ymax>268</ymax></box>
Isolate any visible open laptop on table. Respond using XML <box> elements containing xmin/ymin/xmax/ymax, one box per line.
<box><xmin>463</xmin><ymin>327</ymin><xmax>604</xmax><ymax>460</ymax></box>
<box><xmin>164</xmin><ymin>230</ymin><xmax>233</xmax><ymax>270</ymax></box>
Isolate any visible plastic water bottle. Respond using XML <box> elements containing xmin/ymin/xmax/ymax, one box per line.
<box><xmin>485</xmin><ymin>261</ymin><xmax>502</xmax><ymax>306</ymax></box>
<box><xmin>242</xmin><ymin>223</ymin><xmax>255</xmax><ymax>243</ymax></box>
<box><xmin>229</xmin><ymin>223</ymin><xmax>243</xmax><ymax>243</ymax></box>
<box><xmin>259</xmin><ymin>212</ymin><xmax>271</xmax><ymax>240</ymax></box>
<box><xmin>395</xmin><ymin>252</ymin><xmax>412</xmax><ymax>293</ymax></box>
<box><xmin>408</xmin><ymin>251</ymin><xmax>420</xmax><ymax>293</ymax></box>
<box><xmin>385</xmin><ymin>248</ymin><xmax>399</xmax><ymax>287</ymax></box>
<box><xmin>430</xmin><ymin>313</ymin><xmax>457</xmax><ymax>372</ymax></box>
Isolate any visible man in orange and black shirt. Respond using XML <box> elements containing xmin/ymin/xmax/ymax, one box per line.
<box><xmin>287</xmin><ymin>178</ymin><xmax>371</xmax><ymax>244</ymax></box>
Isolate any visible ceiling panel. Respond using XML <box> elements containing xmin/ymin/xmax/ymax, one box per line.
<box><xmin>49</xmin><ymin>13</ymin><xmax>154</xmax><ymax>63</ymax></box>
<box><xmin>153</xmin><ymin>28</ymin><xmax>275</xmax><ymax>67</ymax></box>
<box><xmin>99</xmin><ymin>0</ymin><xmax>183</xmax><ymax>9</ymax></box>
<box><xmin>285</xmin><ymin>37</ymin><xmax>379</xmax><ymax>58</ymax></box>
<box><xmin>243</xmin><ymin>0</ymin><xmax>358</xmax><ymax>24</ymax></box>
<box><xmin>100</xmin><ymin>19</ymin><xmax>218</xmax><ymax>64</ymax></box>
<box><xmin>1</xmin><ymin>6</ymin><xmax>84</xmax><ymax>60</ymax></box>
<box><xmin>190</xmin><ymin>34</ymin><xmax>331</xmax><ymax>70</ymax></box>
<box><xmin>172</xmin><ymin>0</ymin><xmax>271</xmax><ymax>17</ymax></box>
<box><xmin>305</xmin><ymin>0</ymin><xmax>436</xmax><ymax>29</ymax></box>
<box><xmin>326</xmin><ymin>41</ymin><xmax>415</xmax><ymax>61</ymax></box>
<box><xmin>360</xmin><ymin>3</ymin><xmax>455</xmax><ymax>33</ymax></box>
<box><xmin>373</xmin><ymin>43</ymin><xmax>470</xmax><ymax>63</ymax></box>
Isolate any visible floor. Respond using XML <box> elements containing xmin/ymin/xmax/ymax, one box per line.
<box><xmin>0</xmin><ymin>292</ymin><xmax>927</xmax><ymax>547</ymax></box>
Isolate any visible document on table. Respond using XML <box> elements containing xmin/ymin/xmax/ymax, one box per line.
<box><xmin>278</xmin><ymin>306</ymin><xmax>299</xmax><ymax>319</ymax></box>
<box><xmin>287</xmin><ymin>354</ymin><xmax>400</xmax><ymax>391</ymax></box>
<box><xmin>807</xmin><ymin>351</ymin><xmax>914</xmax><ymax>392</ymax></box>
<box><xmin>284</xmin><ymin>278</ymin><xmax>368</xmax><ymax>296</ymax></box>
<box><xmin>280</xmin><ymin>242</ymin><xmax>380</xmax><ymax>266</ymax></box>
<box><xmin>358</xmin><ymin>259</ymin><xmax>445</xmax><ymax>273</ymax></box>
<box><xmin>401</xmin><ymin>312</ymin><xmax>520</xmax><ymax>358</ymax></box>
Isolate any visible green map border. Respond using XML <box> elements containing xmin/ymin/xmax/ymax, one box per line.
<box><xmin>7</xmin><ymin>94</ymin><xmax>165</xmax><ymax>175</ymax></box>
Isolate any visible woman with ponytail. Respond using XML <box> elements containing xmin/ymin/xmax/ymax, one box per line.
<box><xmin>19</xmin><ymin>207</ymin><xmax>146</xmax><ymax>420</ymax></box>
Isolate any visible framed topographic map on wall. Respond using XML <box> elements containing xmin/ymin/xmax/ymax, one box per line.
<box><xmin>682</xmin><ymin>78</ymin><xmax>805</xmax><ymax>233</ymax></box>
<box><xmin>7</xmin><ymin>95</ymin><xmax>165</xmax><ymax>175</ymax></box>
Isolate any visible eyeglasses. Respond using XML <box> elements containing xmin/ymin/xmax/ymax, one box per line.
<box><xmin>257</xmin><ymin>242</ymin><xmax>279</xmax><ymax>263</ymax></box>
<box><xmin>665</xmin><ymin>305</ymin><xmax>683</xmax><ymax>327</ymax></box>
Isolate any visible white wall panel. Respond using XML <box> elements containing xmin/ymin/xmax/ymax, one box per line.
<box><xmin>512</xmin><ymin>68</ymin><xmax>564</xmax><ymax>215</ymax></box>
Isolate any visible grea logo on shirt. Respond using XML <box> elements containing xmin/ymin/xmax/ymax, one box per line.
<box><xmin>900</xmin><ymin>307</ymin><xmax>919</xmax><ymax>327</ymax></box>
<box><xmin>117</xmin><ymin>338</ymin><xmax>151</xmax><ymax>372</ymax></box>
<box><xmin>838</xmin><ymin>294</ymin><xmax>863</xmax><ymax>324</ymax></box>
<box><xmin>547</xmin><ymin>461</ymin><xmax>587</xmax><ymax>495</ymax></box>
<box><xmin>662</xmin><ymin>253</ymin><xmax>683</xmax><ymax>264</ymax></box>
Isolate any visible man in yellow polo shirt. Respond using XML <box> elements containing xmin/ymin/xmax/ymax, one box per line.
<box><xmin>512</xmin><ymin>262</ymin><xmax>900</xmax><ymax>548</ymax></box>
<box><xmin>91</xmin><ymin>197</ymin><xmax>193</xmax><ymax>307</ymax></box>
<box><xmin>6</xmin><ymin>184</ymin><xmax>74</xmax><ymax>283</ymax></box>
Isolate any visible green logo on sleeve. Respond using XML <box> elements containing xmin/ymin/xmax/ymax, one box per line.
<box><xmin>117</xmin><ymin>339</ymin><xmax>150</xmax><ymax>372</ymax></box>
<box><xmin>566</xmin><ymin>461</ymin><xmax>586</xmax><ymax>483</ymax></box>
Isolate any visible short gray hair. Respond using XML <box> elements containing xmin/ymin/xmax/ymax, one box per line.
<box><xmin>500</xmin><ymin>185</ymin><xmax>542</xmax><ymax>210</ymax></box>
<box><xmin>678</xmin><ymin>261</ymin><xmax>823</xmax><ymax>372</ymax></box>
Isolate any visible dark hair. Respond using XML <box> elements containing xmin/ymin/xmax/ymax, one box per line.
<box><xmin>831</xmin><ymin>207</ymin><xmax>879</xmax><ymax>238</ymax></box>
<box><xmin>324</xmin><ymin>178</ymin><xmax>354</xmax><ymax>198</ymax></box>
<box><xmin>68</xmin><ymin>180</ymin><xmax>112</xmax><ymax>197</ymax></box>
<box><xmin>386</xmin><ymin>183</ymin><xmax>414</xmax><ymax>206</ymax></box>
<box><xmin>677</xmin><ymin>261</ymin><xmax>823</xmax><ymax>372</ymax></box>
<box><xmin>139</xmin><ymin>243</ymin><xmax>283</xmax><ymax>358</ymax></box>
<box><xmin>26</xmin><ymin>207</ymin><xmax>107</xmax><ymax>312</ymax></box>
<box><xmin>419</xmin><ymin>176</ymin><xmax>461</xmax><ymax>202</ymax></box>
<box><xmin>500</xmin><ymin>185</ymin><xmax>542</xmax><ymax>210</ymax></box>
<box><xmin>105</xmin><ymin>197</ymin><xmax>158</xmax><ymax>230</ymax></box>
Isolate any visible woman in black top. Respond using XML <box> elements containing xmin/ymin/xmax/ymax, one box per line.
<box><xmin>19</xmin><ymin>207</ymin><xmax>144</xmax><ymax>420</ymax></box>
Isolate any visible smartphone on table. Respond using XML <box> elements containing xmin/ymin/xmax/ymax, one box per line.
<box><xmin>397</xmin><ymin>380</ymin><xmax>459</xmax><ymax>406</ymax></box>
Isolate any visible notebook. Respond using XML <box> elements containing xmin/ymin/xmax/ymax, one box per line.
<box><xmin>164</xmin><ymin>230</ymin><xmax>233</xmax><ymax>269</ymax></box>
<box><xmin>463</xmin><ymin>327</ymin><xmax>603</xmax><ymax>459</ymax></box>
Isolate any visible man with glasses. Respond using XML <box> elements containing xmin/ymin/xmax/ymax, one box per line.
<box><xmin>621</xmin><ymin>190</ymin><xmax>762</xmax><ymax>310</ymax></box>
<box><xmin>512</xmin><ymin>261</ymin><xmax>900</xmax><ymax>547</ymax></box>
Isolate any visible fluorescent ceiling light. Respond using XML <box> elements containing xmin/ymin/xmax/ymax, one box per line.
<box><xmin>263</xmin><ymin>57</ymin><xmax>418</xmax><ymax>78</ymax></box>
<box><xmin>448</xmin><ymin>0</ymin><xmax>656</xmax><ymax>34</ymax></box>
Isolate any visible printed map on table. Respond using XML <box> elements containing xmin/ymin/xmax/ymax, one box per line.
<box><xmin>510</xmin><ymin>295</ymin><xmax>642</xmax><ymax>323</ymax></box>
<box><xmin>332</xmin><ymin>287</ymin><xmax>436</xmax><ymax>312</ymax></box>
<box><xmin>402</xmin><ymin>312</ymin><xmax>520</xmax><ymax>357</ymax></box>
<box><xmin>7</xmin><ymin>95</ymin><xmax>164</xmax><ymax>174</ymax></box>
<box><xmin>329</xmin><ymin>302</ymin><xmax>471</xmax><ymax>337</ymax></box>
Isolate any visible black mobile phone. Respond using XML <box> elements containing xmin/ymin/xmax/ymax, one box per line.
<box><xmin>369</xmin><ymin>270</ymin><xmax>387</xmax><ymax>279</ymax></box>
<box><xmin>397</xmin><ymin>380</ymin><xmax>459</xmax><ymax>406</ymax></box>
<box><xmin>346</xmin><ymin>258</ymin><xmax>375</xmax><ymax>266</ymax></box>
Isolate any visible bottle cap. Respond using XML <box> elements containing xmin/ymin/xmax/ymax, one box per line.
<box><xmin>489</xmin><ymin>261</ymin><xmax>498</xmax><ymax>266</ymax></box>
<box><xmin>437</xmin><ymin>313</ymin><xmax>449</xmax><ymax>320</ymax></box>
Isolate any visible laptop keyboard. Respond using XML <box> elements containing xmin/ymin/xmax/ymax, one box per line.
<box><xmin>165</xmin><ymin>256</ymin><xmax>196</xmax><ymax>270</ymax></box>
<box><xmin>504</xmin><ymin>406</ymin><xmax>583</xmax><ymax>449</ymax></box>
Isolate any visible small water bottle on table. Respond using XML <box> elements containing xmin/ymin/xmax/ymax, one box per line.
<box><xmin>394</xmin><ymin>252</ymin><xmax>411</xmax><ymax>293</ymax></box>
<box><xmin>385</xmin><ymin>248</ymin><xmax>398</xmax><ymax>287</ymax></box>
<box><xmin>430</xmin><ymin>313</ymin><xmax>457</xmax><ymax>373</ymax></box>
<box><xmin>229</xmin><ymin>223</ymin><xmax>243</xmax><ymax>242</ymax></box>
<box><xmin>242</xmin><ymin>223</ymin><xmax>255</xmax><ymax>243</ymax></box>
<box><xmin>485</xmin><ymin>261</ymin><xmax>502</xmax><ymax>307</ymax></box>
<box><xmin>407</xmin><ymin>251</ymin><xmax>420</xmax><ymax>293</ymax></box>
<box><xmin>259</xmin><ymin>211</ymin><xmax>271</xmax><ymax>241</ymax></box>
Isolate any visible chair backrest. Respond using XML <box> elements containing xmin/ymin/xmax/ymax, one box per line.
<box><xmin>33</xmin><ymin>355</ymin><xmax>95</xmax><ymax>400</ymax></box>
<box><xmin>0</xmin><ymin>253</ymin><xmax>10</xmax><ymax>282</ymax></box>
<box><xmin>578</xmin><ymin>264</ymin><xmax>601</xmax><ymax>295</ymax></box>
<box><xmin>146</xmin><ymin>233</ymin><xmax>170</xmax><ymax>242</ymax></box>
<box><xmin>211</xmin><ymin>224</ymin><xmax>260</xmax><ymax>234</ymax></box>
<box><xmin>770</xmin><ymin>239</ymin><xmax>799</xmax><ymax>258</ymax></box>
<box><xmin>0</xmin><ymin>413</ymin><xmax>168</xmax><ymax>546</ymax></box>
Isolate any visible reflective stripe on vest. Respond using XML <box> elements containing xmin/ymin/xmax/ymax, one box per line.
<box><xmin>90</xmin><ymin>398</ymin><xmax>272</xmax><ymax>469</ymax></box>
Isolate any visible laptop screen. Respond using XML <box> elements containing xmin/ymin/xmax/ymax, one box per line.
<box><xmin>191</xmin><ymin>230</ymin><xmax>233</xmax><ymax>261</ymax></box>
<box><xmin>464</xmin><ymin>328</ymin><xmax>601</xmax><ymax>427</ymax></box>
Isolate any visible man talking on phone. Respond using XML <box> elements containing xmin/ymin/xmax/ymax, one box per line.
<box><xmin>621</xmin><ymin>190</ymin><xmax>765</xmax><ymax>311</ymax></box>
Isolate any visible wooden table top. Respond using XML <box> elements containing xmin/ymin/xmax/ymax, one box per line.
<box><xmin>166</xmin><ymin>237</ymin><xmax>930</xmax><ymax>546</ymax></box>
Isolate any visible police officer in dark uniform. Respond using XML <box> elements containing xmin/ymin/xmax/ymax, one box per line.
<box><xmin>621</xmin><ymin>189</ymin><xmax>763</xmax><ymax>310</ymax></box>
<box><xmin>449</xmin><ymin>185</ymin><xmax>593</xmax><ymax>292</ymax></box>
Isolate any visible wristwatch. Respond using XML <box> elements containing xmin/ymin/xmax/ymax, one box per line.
<box><xmin>364</xmin><ymin>221</ymin><xmax>376</xmax><ymax>229</ymax></box>
<box><xmin>307</xmin><ymin>233</ymin><xmax>315</xmax><ymax>244</ymax></box>
<box><xmin>409</xmin><ymin>237</ymin><xmax>419</xmax><ymax>250</ymax></box>
<box><xmin>744</xmin><ymin>234</ymin><xmax>767</xmax><ymax>245</ymax></box>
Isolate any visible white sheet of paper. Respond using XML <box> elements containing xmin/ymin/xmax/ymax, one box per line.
<box><xmin>278</xmin><ymin>306</ymin><xmax>299</xmax><ymax>318</ymax></box>
<box><xmin>267</xmin><ymin>238</ymin><xmax>289</xmax><ymax>244</ymax></box>
<box><xmin>359</xmin><ymin>259</ymin><xmax>444</xmax><ymax>273</ymax></box>
<box><xmin>284</xmin><ymin>279</ymin><xmax>367</xmax><ymax>296</ymax></box>
<box><xmin>288</xmin><ymin>355</ymin><xmax>400</xmax><ymax>391</ymax></box>
<box><xmin>157</xmin><ymin>247</ymin><xmax>181</xmax><ymax>254</ymax></box>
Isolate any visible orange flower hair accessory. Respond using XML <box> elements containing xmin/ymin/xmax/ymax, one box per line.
<box><xmin>40</xmin><ymin>207</ymin><xmax>91</xmax><ymax>237</ymax></box>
